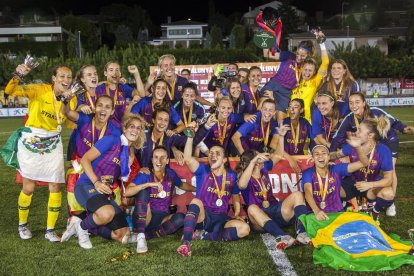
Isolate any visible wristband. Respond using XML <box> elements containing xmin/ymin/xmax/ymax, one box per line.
<box><xmin>319</xmin><ymin>43</ymin><xmax>326</xmax><ymax>51</ymax></box>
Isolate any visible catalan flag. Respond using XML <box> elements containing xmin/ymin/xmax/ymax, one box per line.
<box><xmin>300</xmin><ymin>212</ymin><xmax>414</xmax><ymax>271</ymax></box>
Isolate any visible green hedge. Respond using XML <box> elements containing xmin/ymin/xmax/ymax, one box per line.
<box><xmin>1</xmin><ymin>43</ymin><xmax>413</xmax><ymax>86</ymax></box>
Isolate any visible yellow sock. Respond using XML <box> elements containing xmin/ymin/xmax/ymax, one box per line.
<box><xmin>18</xmin><ymin>191</ymin><xmax>32</xmax><ymax>225</ymax></box>
<box><xmin>47</xmin><ymin>192</ymin><xmax>62</xmax><ymax>230</ymax></box>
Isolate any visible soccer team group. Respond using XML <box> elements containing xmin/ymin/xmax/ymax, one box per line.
<box><xmin>5</xmin><ymin>34</ymin><xmax>414</xmax><ymax>257</ymax></box>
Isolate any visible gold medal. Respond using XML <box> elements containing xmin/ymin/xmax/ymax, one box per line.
<box><xmin>262</xmin><ymin>200</ymin><xmax>270</xmax><ymax>208</ymax></box>
<box><xmin>56</xmin><ymin>124</ymin><xmax>62</xmax><ymax>132</ymax></box>
<box><xmin>158</xmin><ymin>190</ymin><xmax>166</xmax><ymax>198</ymax></box>
<box><xmin>320</xmin><ymin>201</ymin><xmax>326</xmax><ymax>210</ymax></box>
<box><xmin>216</xmin><ymin>198</ymin><xmax>223</xmax><ymax>207</ymax></box>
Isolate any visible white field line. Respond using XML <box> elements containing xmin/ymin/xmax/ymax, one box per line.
<box><xmin>261</xmin><ymin>233</ymin><xmax>298</xmax><ymax>276</ymax></box>
<box><xmin>400</xmin><ymin>141</ymin><xmax>414</xmax><ymax>144</ymax></box>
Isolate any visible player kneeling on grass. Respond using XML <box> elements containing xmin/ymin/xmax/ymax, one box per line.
<box><xmin>302</xmin><ymin>139</ymin><xmax>368</xmax><ymax>221</ymax></box>
<box><xmin>64</xmin><ymin>116</ymin><xmax>142</xmax><ymax>249</ymax></box>
<box><xmin>124</xmin><ymin>145</ymin><xmax>196</xmax><ymax>253</ymax></box>
<box><xmin>331</xmin><ymin>117</ymin><xmax>394</xmax><ymax>224</ymax></box>
<box><xmin>236</xmin><ymin>124</ymin><xmax>311</xmax><ymax>250</ymax></box>
<box><xmin>177</xmin><ymin>127</ymin><xmax>250</xmax><ymax>257</ymax></box>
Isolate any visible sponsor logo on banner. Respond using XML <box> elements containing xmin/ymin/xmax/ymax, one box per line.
<box><xmin>367</xmin><ymin>97</ymin><xmax>414</xmax><ymax>107</ymax></box>
<box><xmin>0</xmin><ymin>108</ymin><xmax>28</xmax><ymax>117</ymax></box>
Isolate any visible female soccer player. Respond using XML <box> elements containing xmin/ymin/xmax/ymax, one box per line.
<box><xmin>61</xmin><ymin>95</ymin><xmax>125</xmax><ymax>241</ymax></box>
<box><xmin>75</xmin><ymin>65</ymin><xmax>99</xmax><ymax>114</ymax></box>
<box><xmin>331</xmin><ymin>92</ymin><xmax>414</xmax><ymax>215</ymax></box>
<box><xmin>71</xmin><ymin>115</ymin><xmax>144</xmax><ymax>249</ymax></box>
<box><xmin>173</xmin><ymin>82</ymin><xmax>206</xmax><ymax>130</ymax></box>
<box><xmin>311</xmin><ymin>91</ymin><xmax>346</xmax><ymax>149</ymax></box>
<box><xmin>302</xmin><ymin>140</ymin><xmax>368</xmax><ymax>220</ymax></box>
<box><xmin>282</xmin><ymin>99</ymin><xmax>311</xmax><ymax>173</ymax></box>
<box><xmin>95</xmin><ymin>61</ymin><xmax>144</xmax><ymax>126</ymax></box>
<box><xmin>226</xmin><ymin>78</ymin><xmax>254</xmax><ymax>116</ymax></box>
<box><xmin>176</xmin><ymin>132</ymin><xmax>250</xmax><ymax>257</ymax></box>
<box><xmin>6</xmin><ymin>63</ymin><xmax>74</xmax><ymax>242</ymax></box>
<box><xmin>331</xmin><ymin>117</ymin><xmax>398</xmax><ymax>223</ymax></box>
<box><xmin>129</xmin><ymin>78</ymin><xmax>184</xmax><ymax>133</ymax></box>
<box><xmin>237</xmin><ymin>125</ymin><xmax>311</xmax><ymax>250</ymax></box>
<box><xmin>137</xmin><ymin>108</ymin><xmax>187</xmax><ymax>168</ymax></box>
<box><xmin>125</xmin><ymin>146</ymin><xmax>196</xmax><ymax>253</ymax></box>
<box><xmin>262</xmin><ymin>40</ymin><xmax>314</xmax><ymax>124</ymax></box>
<box><xmin>194</xmin><ymin>96</ymin><xmax>254</xmax><ymax>155</ymax></box>
<box><xmin>232</xmin><ymin>99</ymin><xmax>278</xmax><ymax>155</ymax></box>
<box><xmin>241</xmin><ymin>66</ymin><xmax>262</xmax><ymax>112</ymax></box>
<box><xmin>320</xmin><ymin>59</ymin><xmax>359</xmax><ymax>114</ymax></box>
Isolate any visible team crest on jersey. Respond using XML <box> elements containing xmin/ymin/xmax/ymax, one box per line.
<box><xmin>168</xmin><ymin>181</ymin><xmax>172</xmax><ymax>187</ymax></box>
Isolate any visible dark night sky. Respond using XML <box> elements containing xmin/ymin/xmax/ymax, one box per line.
<box><xmin>2</xmin><ymin>0</ymin><xmax>352</xmax><ymax>24</ymax></box>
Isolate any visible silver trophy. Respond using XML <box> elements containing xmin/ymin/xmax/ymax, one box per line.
<box><xmin>12</xmin><ymin>54</ymin><xmax>40</xmax><ymax>79</ymax></box>
<box><xmin>57</xmin><ymin>81</ymin><xmax>86</xmax><ymax>102</ymax></box>
<box><xmin>409</xmin><ymin>229</ymin><xmax>414</xmax><ymax>255</ymax></box>
<box><xmin>310</xmin><ymin>27</ymin><xmax>326</xmax><ymax>44</ymax></box>
<box><xmin>183</xmin><ymin>113</ymin><xmax>210</xmax><ymax>138</ymax></box>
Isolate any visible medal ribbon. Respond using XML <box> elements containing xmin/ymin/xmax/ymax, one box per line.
<box><xmin>86</xmin><ymin>90</ymin><xmax>95</xmax><ymax>110</ymax></box>
<box><xmin>253</xmin><ymin>176</ymin><xmax>268</xmax><ymax>202</ymax></box>
<box><xmin>249</xmin><ymin>85</ymin><xmax>258</xmax><ymax>108</ymax></box>
<box><xmin>335</xmin><ymin>81</ymin><xmax>344</xmax><ymax>101</ymax></box>
<box><xmin>323</xmin><ymin>116</ymin><xmax>332</xmax><ymax>141</ymax></box>
<box><xmin>364</xmin><ymin>145</ymin><xmax>376</xmax><ymax>181</ymax></box>
<box><xmin>165</xmin><ymin>77</ymin><xmax>176</xmax><ymax>102</ymax></box>
<box><xmin>294</xmin><ymin>63</ymin><xmax>301</xmax><ymax>87</ymax></box>
<box><xmin>151</xmin><ymin>132</ymin><xmax>164</xmax><ymax>150</ymax></box>
<box><xmin>106</xmin><ymin>84</ymin><xmax>118</xmax><ymax>108</ymax></box>
<box><xmin>153</xmin><ymin>172</ymin><xmax>165</xmax><ymax>194</ymax></box>
<box><xmin>290</xmin><ymin>121</ymin><xmax>300</xmax><ymax>152</ymax></box>
<box><xmin>261</xmin><ymin>120</ymin><xmax>270</xmax><ymax>146</ymax></box>
<box><xmin>217</xmin><ymin>119</ymin><xmax>228</xmax><ymax>145</ymax></box>
<box><xmin>353</xmin><ymin>114</ymin><xmax>360</xmax><ymax>129</ymax></box>
<box><xmin>120</xmin><ymin>134</ymin><xmax>130</xmax><ymax>181</ymax></box>
<box><xmin>182</xmin><ymin>104</ymin><xmax>193</xmax><ymax>127</ymax></box>
<box><xmin>316</xmin><ymin>171</ymin><xmax>329</xmax><ymax>203</ymax></box>
<box><xmin>212</xmin><ymin>170</ymin><xmax>227</xmax><ymax>199</ymax></box>
<box><xmin>91</xmin><ymin>118</ymin><xmax>108</xmax><ymax>144</ymax></box>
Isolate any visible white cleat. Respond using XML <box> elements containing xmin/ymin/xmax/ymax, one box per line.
<box><xmin>386</xmin><ymin>203</ymin><xmax>396</xmax><ymax>217</ymax></box>
<box><xmin>76</xmin><ymin>221</ymin><xmax>92</xmax><ymax>249</ymax></box>
<box><xmin>18</xmin><ymin>224</ymin><xmax>32</xmax><ymax>240</ymax></box>
<box><xmin>136</xmin><ymin>233</ymin><xmax>148</xmax><ymax>254</ymax></box>
<box><xmin>45</xmin><ymin>230</ymin><xmax>61</xmax><ymax>242</ymax></box>
<box><xmin>61</xmin><ymin>216</ymin><xmax>81</xmax><ymax>242</ymax></box>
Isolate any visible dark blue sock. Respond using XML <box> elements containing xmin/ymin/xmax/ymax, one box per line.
<box><xmin>133</xmin><ymin>189</ymin><xmax>149</xmax><ymax>233</ymax></box>
<box><xmin>89</xmin><ymin>226</ymin><xmax>112</xmax><ymax>239</ymax></box>
<box><xmin>183</xmin><ymin>204</ymin><xmax>200</xmax><ymax>242</ymax></box>
<box><xmin>203</xmin><ymin>227</ymin><xmax>239</xmax><ymax>241</ymax></box>
<box><xmin>146</xmin><ymin>213</ymin><xmax>185</xmax><ymax>239</ymax></box>
<box><xmin>294</xmin><ymin>205</ymin><xmax>307</xmax><ymax>234</ymax></box>
<box><xmin>263</xmin><ymin>219</ymin><xmax>286</xmax><ymax>238</ymax></box>
<box><xmin>373</xmin><ymin>197</ymin><xmax>394</xmax><ymax>214</ymax></box>
<box><xmin>80</xmin><ymin>214</ymin><xmax>98</xmax><ymax>231</ymax></box>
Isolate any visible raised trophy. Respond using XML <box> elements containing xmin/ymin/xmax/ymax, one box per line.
<box><xmin>310</xmin><ymin>27</ymin><xmax>326</xmax><ymax>44</ymax></box>
<box><xmin>57</xmin><ymin>81</ymin><xmax>86</xmax><ymax>103</ymax></box>
<box><xmin>183</xmin><ymin>112</ymin><xmax>210</xmax><ymax>138</ymax></box>
<box><xmin>254</xmin><ymin>7</ymin><xmax>282</xmax><ymax>50</ymax></box>
<box><xmin>12</xmin><ymin>54</ymin><xmax>40</xmax><ymax>79</ymax></box>
<box><xmin>409</xmin><ymin>229</ymin><xmax>414</xmax><ymax>255</ymax></box>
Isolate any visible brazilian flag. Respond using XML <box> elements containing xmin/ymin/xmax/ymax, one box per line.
<box><xmin>300</xmin><ymin>212</ymin><xmax>414</xmax><ymax>271</ymax></box>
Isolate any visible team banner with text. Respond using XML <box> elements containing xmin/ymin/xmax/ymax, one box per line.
<box><xmin>150</xmin><ymin>62</ymin><xmax>280</xmax><ymax>103</ymax></box>
<box><xmin>171</xmin><ymin>156</ymin><xmax>315</xmax><ymax>214</ymax></box>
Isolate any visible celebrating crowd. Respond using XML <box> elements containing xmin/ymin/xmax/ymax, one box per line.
<box><xmin>4</xmin><ymin>31</ymin><xmax>414</xmax><ymax>257</ymax></box>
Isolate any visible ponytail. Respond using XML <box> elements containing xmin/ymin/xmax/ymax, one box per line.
<box><xmin>362</xmin><ymin>116</ymin><xmax>390</xmax><ymax>141</ymax></box>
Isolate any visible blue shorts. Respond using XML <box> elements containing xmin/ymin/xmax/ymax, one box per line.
<box><xmin>260</xmin><ymin>79</ymin><xmax>292</xmax><ymax>113</ymax></box>
<box><xmin>384</xmin><ymin>139</ymin><xmax>399</xmax><ymax>159</ymax></box>
<box><xmin>146</xmin><ymin>210</ymin><xmax>169</xmax><ymax>231</ymax></box>
<box><xmin>262</xmin><ymin>200</ymin><xmax>295</xmax><ymax>228</ymax></box>
<box><xmin>74</xmin><ymin>181</ymin><xmax>119</xmax><ymax>213</ymax></box>
<box><xmin>198</xmin><ymin>211</ymin><xmax>230</xmax><ymax>233</ymax></box>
